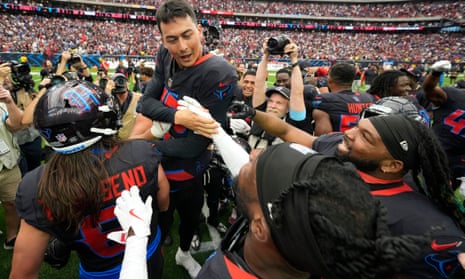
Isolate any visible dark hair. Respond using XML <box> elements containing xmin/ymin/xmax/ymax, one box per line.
<box><xmin>140</xmin><ymin>66</ymin><xmax>154</xmax><ymax>77</ymax></box>
<box><xmin>272</xmin><ymin>159</ymin><xmax>427</xmax><ymax>279</ymax></box>
<box><xmin>329</xmin><ymin>63</ymin><xmax>356</xmax><ymax>87</ymax></box>
<box><xmin>403</xmin><ymin>117</ymin><xmax>465</xmax><ymax>231</ymax></box>
<box><xmin>243</xmin><ymin>69</ymin><xmax>256</xmax><ymax>77</ymax></box>
<box><xmin>276</xmin><ymin>67</ymin><xmax>292</xmax><ymax>77</ymax></box>
<box><xmin>156</xmin><ymin>0</ymin><xmax>197</xmax><ymax>33</ymax></box>
<box><xmin>367</xmin><ymin>70</ymin><xmax>407</xmax><ymax>98</ymax></box>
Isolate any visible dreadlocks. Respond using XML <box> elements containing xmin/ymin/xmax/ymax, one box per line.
<box><xmin>270</xmin><ymin>159</ymin><xmax>428</xmax><ymax>279</ymax></box>
<box><xmin>406</xmin><ymin>117</ymin><xmax>465</xmax><ymax>231</ymax></box>
<box><xmin>368</xmin><ymin>70</ymin><xmax>407</xmax><ymax>98</ymax></box>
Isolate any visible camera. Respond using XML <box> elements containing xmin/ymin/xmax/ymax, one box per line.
<box><xmin>68</xmin><ymin>54</ymin><xmax>81</xmax><ymax>67</ymax></box>
<box><xmin>267</xmin><ymin>35</ymin><xmax>290</xmax><ymax>55</ymax></box>
<box><xmin>10</xmin><ymin>61</ymin><xmax>34</xmax><ymax>92</ymax></box>
<box><xmin>99</xmin><ymin>78</ymin><xmax>109</xmax><ymax>90</ymax></box>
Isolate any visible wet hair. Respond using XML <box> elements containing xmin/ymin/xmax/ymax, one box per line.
<box><xmin>329</xmin><ymin>63</ymin><xmax>356</xmax><ymax>87</ymax></box>
<box><xmin>367</xmin><ymin>70</ymin><xmax>407</xmax><ymax>98</ymax></box>
<box><xmin>271</xmin><ymin>159</ymin><xmax>428</xmax><ymax>279</ymax></box>
<box><xmin>155</xmin><ymin>0</ymin><xmax>197</xmax><ymax>33</ymax></box>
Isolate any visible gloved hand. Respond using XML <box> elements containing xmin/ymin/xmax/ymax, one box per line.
<box><xmin>107</xmin><ymin>186</ymin><xmax>152</xmax><ymax>244</ymax></box>
<box><xmin>177</xmin><ymin>96</ymin><xmax>213</xmax><ymax>119</ymax></box>
<box><xmin>179</xmin><ymin>96</ymin><xmax>250</xmax><ymax>177</ymax></box>
<box><xmin>150</xmin><ymin>121</ymin><xmax>171</xmax><ymax>139</ymax></box>
<box><xmin>431</xmin><ymin>60</ymin><xmax>451</xmax><ymax>76</ymax></box>
<box><xmin>229</xmin><ymin>100</ymin><xmax>256</xmax><ymax>119</ymax></box>
<box><xmin>230</xmin><ymin>118</ymin><xmax>251</xmax><ymax>135</ymax></box>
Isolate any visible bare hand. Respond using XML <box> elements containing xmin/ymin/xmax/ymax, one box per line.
<box><xmin>0</xmin><ymin>63</ymin><xmax>11</xmax><ymax>79</ymax></box>
<box><xmin>0</xmin><ymin>86</ymin><xmax>13</xmax><ymax>104</ymax></box>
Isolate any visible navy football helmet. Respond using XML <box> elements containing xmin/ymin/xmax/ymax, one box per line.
<box><xmin>34</xmin><ymin>80</ymin><xmax>121</xmax><ymax>154</ymax></box>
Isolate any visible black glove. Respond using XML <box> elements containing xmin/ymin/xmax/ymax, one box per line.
<box><xmin>228</xmin><ymin>100</ymin><xmax>256</xmax><ymax>119</ymax></box>
<box><xmin>44</xmin><ymin>237</ymin><xmax>71</xmax><ymax>269</ymax></box>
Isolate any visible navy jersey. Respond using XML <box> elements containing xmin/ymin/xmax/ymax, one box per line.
<box><xmin>15</xmin><ymin>140</ymin><xmax>162</xmax><ymax>273</ymax></box>
<box><xmin>430</xmin><ymin>87</ymin><xmax>465</xmax><ymax>186</ymax></box>
<box><xmin>313</xmin><ymin>134</ymin><xmax>465</xmax><ymax>279</ymax></box>
<box><xmin>140</xmin><ymin>45</ymin><xmax>240</xmax><ymax>159</ymax></box>
<box><xmin>139</xmin><ymin>46</ymin><xmax>239</xmax><ymax>186</ymax></box>
<box><xmin>312</xmin><ymin>90</ymin><xmax>375</xmax><ymax>132</ymax></box>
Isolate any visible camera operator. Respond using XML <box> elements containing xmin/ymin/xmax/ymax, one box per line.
<box><xmin>244</xmin><ymin>36</ymin><xmax>311</xmax><ymax>151</ymax></box>
<box><xmin>110</xmin><ymin>73</ymin><xmax>141</xmax><ymax>140</ymax></box>
<box><xmin>39</xmin><ymin>59</ymin><xmax>55</xmax><ymax>80</ymax></box>
<box><xmin>56</xmin><ymin>50</ymin><xmax>93</xmax><ymax>82</ymax></box>
<box><xmin>5</xmin><ymin>59</ymin><xmax>43</xmax><ymax>177</ymax></box>
<box><xmin>0</xmin><ymin>62</ymin><xmax>23</xmax><ymax>250</ymax></box>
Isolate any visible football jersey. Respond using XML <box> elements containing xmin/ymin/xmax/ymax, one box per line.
<box><xmin>313</xmin><ymin>90</ymin><xmax>375</xmax><ymax>132</ymax></box>
<box><xmin>16</xmin><ymin>140</ymin><xmax>162</xmax><ymax>273</ymax></box>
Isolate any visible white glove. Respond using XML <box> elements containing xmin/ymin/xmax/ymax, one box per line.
<box><xmin>431</xmin><ymin>60</ymin><xmax>451</xmax><ymax>73</ymax></box>
<box><xmin>179</xmin><ymin>96</ymin><xmax>249</xmax><ymax>177</ymax></box>
<box><xmin>230</xmin><ymin>118</ymin><xmax>251</xmax><ymax>135</ymax></box>
<box><xmin>177</xmin><ymin>96</ymin><xmax>213</xmax><ymax>119</ymax></box>
<box><xmin>107</xmin><ymin>186</ymin><xmax>153</xmax><ymax>244</ymax></box>
<box><xmin>150</xmin><ymin>121</ymin><xmax>171</xmax><ymax>139</ymax></box>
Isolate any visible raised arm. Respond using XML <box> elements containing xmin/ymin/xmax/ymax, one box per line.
<box><xmin>423</xmin><ymin>60</ymin><xmax>450</xmax><ymax>106</ymax></box>
<box><xmin>252</xmin><ymin>41</ymin><xmax>270</xmax><ymax>108</ymax></box>
<box><xmin>286</xmin><ymin>42</ymin><xmax>305</xmax><ymax>118</ymax></box>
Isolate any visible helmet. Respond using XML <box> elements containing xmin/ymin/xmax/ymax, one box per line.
<box><xmin>360</xmin><ymin>96</ymin><xmax>425</xmax><ymax>123</ymax></box>
<box><xmin>34</xmin><ymin>80</ymin><xmax>121</xmax><ymax>154</ymax></box>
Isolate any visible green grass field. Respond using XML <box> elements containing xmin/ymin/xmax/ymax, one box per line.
<box><xmin>0</xmin><ymin>67</ymin><xmax>461</xmax><ymax>278</ymax></box>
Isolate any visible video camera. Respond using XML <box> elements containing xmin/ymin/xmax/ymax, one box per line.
<box><xmin>203</xmin><ymin>23</ymin><xmax>222</xmax><ymax>51</ymax></box>
<box><xmin>68</xmin><ymin>54</ymin><xmax>81</xmax><ymax>67</ymax></box>
<box><xmin>267</xmin><ymin>35</ymin><xmax>290</xmax><ymax>55</ymax></box>
<box><xmin>10</xmin><ymin>60</ymin><xmax>35</xmax><ymax>92</ymax></box>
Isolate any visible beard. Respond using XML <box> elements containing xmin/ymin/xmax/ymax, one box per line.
<box><xmin>336</xmin><ymin>151</ymin><xmax>380</xmax><ymax>173</ymax></box>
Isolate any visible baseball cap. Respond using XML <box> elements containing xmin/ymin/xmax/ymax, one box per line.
<box><xmin>265</xmin><ymin>86</ymin><xmax>290</xmax><ymax>100</ymax></box>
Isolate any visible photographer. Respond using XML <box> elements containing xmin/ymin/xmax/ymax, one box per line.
<box><xmin>110</xmin><ymin>73</ymin><xmax>140</xmax><ymax>140</ymax></box>
<box><xmin>56</xmin><ymin>50</ymin><xmax>93</xmax><ymax>82</ymax></box>
<box><xmin>0</xmin><ymin>62</ymin><xmax>23</xmax><ymax>250</ymax></box>
<box><xmin>5</xmin><ymin>59</ymin><xmax>42</xmax><ymax>177</ymax></box>
<box><xmin>245</xmin><ymin>36</ymin><xmax>310</xmax><ymax>151</ymax></box>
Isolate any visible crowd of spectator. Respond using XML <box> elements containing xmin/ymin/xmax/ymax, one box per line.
<box><xmin>1</xmin><ymin>13</ymin><xmax>463</xmax><ymax>63</ymax></box>
<box><xmin>0</xmin><ymin>14</ymin><xmax>161</xmax><ymax>56</ymax></box>
<box><xmin>9</xmin><ymin>0</ymin><xmax>465</xmax><ymax>21</ymax></box>
<box><xmin>58</xmin><ymin>0</ymin><xmax>465</xmax><ymax>21</ymax></box>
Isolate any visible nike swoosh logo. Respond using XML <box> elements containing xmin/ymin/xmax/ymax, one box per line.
<box><xmin>431</xmin><ymin>240</ymin><xmax>458</xmax><ymax>251</ymax></box>
<box><xmin>129</xmin><ymin>209</ymin><xmax>144</xmax><ymax>221</ymax></box>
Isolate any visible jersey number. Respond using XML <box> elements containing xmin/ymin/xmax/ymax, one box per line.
<box><xmin>77</xmin><ymin>206</ymin><xmax>125</xmax><ymax>257</ymax></box>
<box><xmin>444</xmin><ymin>109</ymin><xmax>465</xmax><ymax>138</ymax></box>
<box><xmin>339</xmin><ymin>114</ymin><xmax>360</xmax><ymax>132</ymax></box>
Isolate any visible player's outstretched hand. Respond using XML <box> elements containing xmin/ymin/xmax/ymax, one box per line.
<box><xmin>107</xmin><ymin>186</ymin><xmax>152</xmax><ymax>244</ymax></box>
<box><xmin>431</xmin><ymin>60</ymin><xmax>451</xmax><ymax>73</ymax></box>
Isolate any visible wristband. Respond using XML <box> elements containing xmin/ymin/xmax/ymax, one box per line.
<box><xmin>291</xmin><ymin>62</ymin><xmax>299</xmax><ymax>68</ymax></box>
